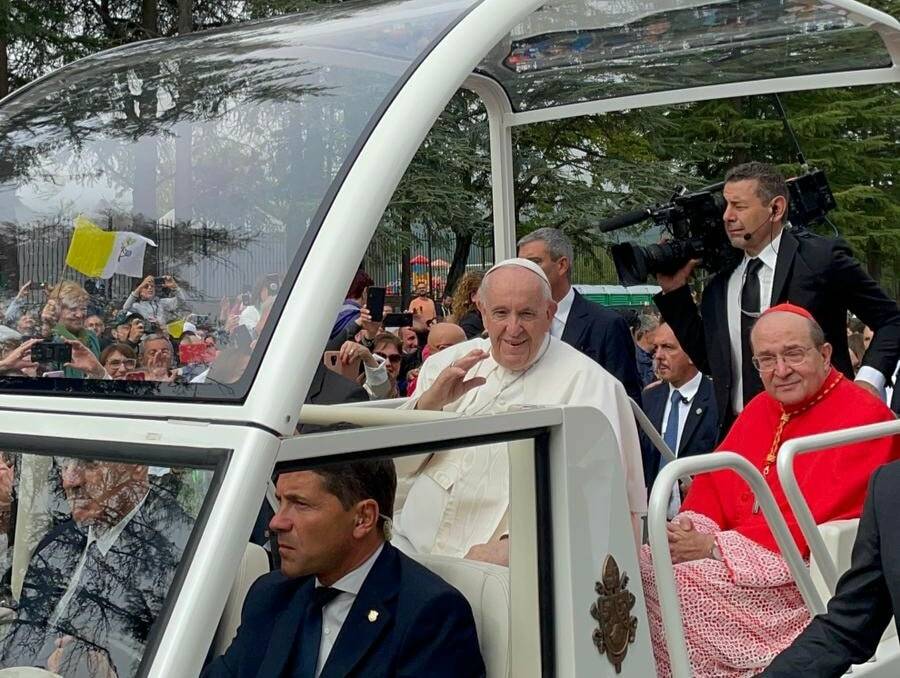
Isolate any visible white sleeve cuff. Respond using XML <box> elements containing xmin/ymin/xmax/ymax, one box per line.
<box><xmin>364</xmin><ymin>354</ymin><xmax>388</xmax><ymax>387</ymax></box>
<box><xmin>856</xmin><ymin>366</ymin><xmax>887</xmax><ymax>399</ymax></box>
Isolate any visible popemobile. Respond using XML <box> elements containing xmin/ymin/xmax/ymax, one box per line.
<box><xmin>0</xmin><ymin>0</ymin><xmax>898</xmax><ymax>676</ymax></box>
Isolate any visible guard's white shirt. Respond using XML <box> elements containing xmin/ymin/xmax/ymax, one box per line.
<box><xmin>550</xmin><ymin>286</ymin><xmax>575</xmax><ymax>339</ymax></box>
<box><xmin>726</xmin><ymin>229</ymin><xmax>884</xmax><ymax>404</ymax></box>
<box><xmin>727</xmin><ymin>231</ymin><xmax>782</xmax><ymax>413</ymax></box>
<box><xmin>314</xmin><ymin>543</ymin><xmax>383</xmax><ymax>677</ymax></box>
<box><xmin>50</xmin><ymin>491</ymin><xmax>149</xmax><ymax>625</ymax></box>
<box><xmin>394</xmin><ymin>335</ymin><xmax>646</xmax><ymax>555</ymax></box>
<box><xmin>659</xmin><ymin>371</ymin><xmax>703</xmax><ymax>518</ymax></box>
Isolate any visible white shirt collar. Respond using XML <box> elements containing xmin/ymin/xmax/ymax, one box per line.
<box><xmin>554</xmin><ymin>286</ymin><xmax>575</xmax><ymax>325</ymax></box>
<box><xmin>89</xmin><ymin>489</ymin><xmax>149</xmax><ymax>557</ymax></box>
<box><xmin>668</xmin><ymin>370</ymin><xmax>703</xmax><ymax>403</ymax></box>
<box><xmin>745</xmin><ymin>228</ymin><xmax>783</xmax><ymax>271</ymax></box>
<box><xmin>316</xmin><ymin>542</ymin><xmax>384</xmax><ymax>596</ymax></box>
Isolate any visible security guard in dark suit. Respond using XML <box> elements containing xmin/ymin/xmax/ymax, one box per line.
<box><xmin>639</xmin><ymin>322</ymin><xmax>719</xmax><ymax>494</ymax></box>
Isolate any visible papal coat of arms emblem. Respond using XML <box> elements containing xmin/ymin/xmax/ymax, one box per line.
<box><xmin>590</xmin><ymin>554</ymin><xmax>638</xmax><ymax>673</ymax></box>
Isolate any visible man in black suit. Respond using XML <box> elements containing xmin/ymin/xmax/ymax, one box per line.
<box><xmin>639</xmin><ymin>322</ymin><xmax>719</xmax><ymax>504</ymax></box>
<box><xmin>204</xmin><ymin>458</ymin><xmax>485</xmax><ymax>678</ymax></box>
<box><xmin>655</xmin><ymin>162</ymin><xmax>900</xmax><ymax>433</ymax></box>
<box><xmin>761</xmin><ymin>460</ymin><xmax>900</xmax><ymax>676</ymax></box>
<box><xmin>518</xmin><ymin>227</ymin><xmax>642</xmax><ymax>401</ymax></box>
<box><xmin>0</xmin><ymin>459</ymin><xmax>193</xmax><ymax>676</ymax></box>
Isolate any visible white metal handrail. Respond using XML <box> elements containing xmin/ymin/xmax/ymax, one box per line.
<box><xmin>630</xmin><ymin>397</ymin><xmax>677</xmax><ymax>465</ymax></box>
<box><xmin>297</xmin><ymin>403</ymin><xmax>458</xmax><ymax>427</ymax></box>
<box><xmin>776</xmin><ymin>418</ymin><xmax>900</xmax><ymax>595</ymax></box>
<box><xmin>648</xmin><ymin>453</ymin><xmax>825</xmax><ymax>678</ymax></box>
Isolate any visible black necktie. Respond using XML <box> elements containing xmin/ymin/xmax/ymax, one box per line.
<box><xmin>740</xmin><ymin>258</ymin><xmax>765</xmax><ymax>407</ymax></box>
<box><xmin>292</xmin><ymin>586</ymin><xmax>342</xmax><ymax>678</ymax></box>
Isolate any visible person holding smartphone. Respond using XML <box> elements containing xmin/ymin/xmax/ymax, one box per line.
<box><xmin>336</xmin><ymin>333</ymin><xmax>399</xmax><ymax>400</ymax></box>
<box><xmin>123</xmin><ymin>274</ymin><xmax>186</xmax><ymax>326</ymax></box>
<box><xmin>331</xmin><ymin>269</ymin><xmax>374</xmax><ymax>339</ymax></box>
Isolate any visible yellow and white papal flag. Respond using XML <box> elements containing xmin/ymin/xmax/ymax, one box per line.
<box><xmin>65</xmin><ymin>216</ymin><xmax>157</xmax><ymax>279</ymax></box>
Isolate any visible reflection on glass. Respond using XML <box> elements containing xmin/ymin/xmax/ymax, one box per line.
<box><xmin>481</xmin><ymin>0</ymin><xmax>891</xmax><ymax>110</ymax></box>
<box><xmin>0</xmin><ymin>0</ymin><xmax>474</xmax><ymax>396</ymax></box>
<box><xmin>0</xmin><ymin>451</ymin><xmax>212</xmax><ymax>677</ymax></box>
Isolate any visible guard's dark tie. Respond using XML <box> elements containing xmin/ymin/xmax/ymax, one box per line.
<box><xmin>741</xmin><ymin>258</ymin><xmax>765</xmax><ymax>407</ymax></box>
<box><xmin>293</xmin><ymin>586</ymin><xmax>342</xmax><ymax>678</ymax></box>
<box><xmin>663</xmin><ymin>389</ymin><xmax>683</xmax><ymax>457</ymax></box>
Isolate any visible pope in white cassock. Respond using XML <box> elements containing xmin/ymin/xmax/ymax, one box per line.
<box><xmin>392</xmin><ymin>258</ymin><xmax>646</xmax><ymax>565</ymax></box>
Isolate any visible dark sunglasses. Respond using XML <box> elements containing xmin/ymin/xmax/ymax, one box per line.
<box><xmin>375</xmin><ymin>352</ymin><xmax>402</xmax><ymax>364</ymax></box>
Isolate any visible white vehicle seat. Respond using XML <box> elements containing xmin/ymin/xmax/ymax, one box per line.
<box><xmin>212</xmin><ymin>542</ymin><xmax>270</xmax><ymax>656</ymax></box>
<box><xmin>410</xmin><ymin>553</ymin><xmax>510</xmax><ymax>678</ymax></box>
<box><xmin>810</xmin><ymin>519</ymin><xmax>897</xmax><ymax>643</ymax></box>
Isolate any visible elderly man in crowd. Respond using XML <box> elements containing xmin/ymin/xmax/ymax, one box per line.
<box><xmin>406</xmin><ymin>322</ymin><xmax>467</xmax><ymax>394</ymax></box>
<box><xmin>393</xmin><ymin>258</ymin><xmax>645</xmax><ymax>565</ymax></box>
<box><xmin>0</xmin><ymin>457</ymin><xmax>193</xmax><ymax>676</ymax></box>
<box><xmin>639</xmin><ymin>303</ymin><xmax>900</xmax><ymax>677</ymax></box>
<box><xmin>425</xmin><ymin>322</ymin><xmax>466</xmax><ymax>356</ymax></box>
<box><xmin>640</xmin><ymin>322</ymin><xmax>719</xmax><ymax>513</ymax></box>
<box><xmin>140</xmin><ymin>333</ymin><xmax>176</xmax><ymax>381</ymax></box>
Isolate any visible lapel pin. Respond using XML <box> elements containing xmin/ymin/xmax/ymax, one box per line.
<box><xmin>695</xmin><ymin>408</ymin><xmax>702</xmax><ymax>416</ymax></box>
<box><xmin>368</xmin><ymin>609</ymin><xmax>379</xmax><ymax>623</ymax></box>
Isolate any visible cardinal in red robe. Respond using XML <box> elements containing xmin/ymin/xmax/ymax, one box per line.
<box><xmin>640</xmin><ymin>303</ymin><xmax>899</xmax><ymax>677</ymax></box>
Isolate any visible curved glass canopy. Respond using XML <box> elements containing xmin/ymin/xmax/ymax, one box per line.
<box><xmin>0</xmin><ymin>0</ymin><xmax>476</xmax><ymax>402</ymax></box>
<box><xmin>477</xmin><ymin>0</ymin><xmax>896</xmax><ymax>111</ymax></box>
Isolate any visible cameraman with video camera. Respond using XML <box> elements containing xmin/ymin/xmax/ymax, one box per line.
<box><xmin>653</xmin><ymin>162</ymin><xmax>900</xmax><ymax>436</ymax></box>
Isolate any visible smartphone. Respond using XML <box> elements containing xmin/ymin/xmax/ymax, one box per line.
<box><xmin>366</xmin><ymin>286</ymin><xmax>386</xmax><ymax>322</ymax></box>
<box><xmin>31</xmin><ymin>341</ymin><xmax>72</xmax><ymax>365</ymax></box>
<box><xmin>153</xmin><ymin>276</ymin><xmax>167</xmax><ymax>287</ymax></box>
<box><xmin>233</xmin><ymin>324</ymin><xmax>254</xmax><ymax>352</ymax></box>
<box><xmin>179</xmin><ymin>343</ymin><xmax>209</xmax><ymax>365</ymax></box>
<box><xmin>125</xmin><ymin>371</ymin><xmax>146</xmax><ymax>381</ymax></box>
<box><xmin>383</xmin><ymin>312</ymin><xmax>413</xmax><ymax>328</ymax></box>
<box><xmin>323</xmin><ymin>350</ymin><xmax>359</xmax><ymax>380</ymax></box>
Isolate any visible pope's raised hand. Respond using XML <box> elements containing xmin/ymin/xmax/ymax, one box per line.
<box><xmin>415</xmin><ymin>349</ymin><xmax>488</xmax><ymax>411</ymax></box>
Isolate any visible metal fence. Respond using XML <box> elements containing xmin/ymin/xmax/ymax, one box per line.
<box><xmin>10</xmin><ymin>221</ymin><xmax>290</xmax><ymax>314</ymax></box>
<box><xmin>6</xmin><ymin>218</ymin><xmax>626</xmax><ymax>317</ymax></box>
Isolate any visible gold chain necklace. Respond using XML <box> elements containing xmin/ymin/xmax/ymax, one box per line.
<box><xmin>752</xmin><ymin>370</ymin><xmax>842</xmax><ymax>514</ymax></box>
<box><xmin>761</xmin><ymin>371</ymin><xmax>843</xmax><ymax>477</ymax></box>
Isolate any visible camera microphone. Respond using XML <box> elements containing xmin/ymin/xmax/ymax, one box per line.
<box><xmin>596</xmin><ymin>208</ymin><xmax>653</xmax><ymax>233</ymax></box>
<box><xmin>741</xmin><ymin>208</ymin><xmax>776</xmax><ymax>241</ymax></box>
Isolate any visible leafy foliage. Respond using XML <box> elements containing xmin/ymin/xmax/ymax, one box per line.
<box><xmin>2</xmin><ymin>0</ymin><xmax>898</xmax><ymax>295</ymax></box>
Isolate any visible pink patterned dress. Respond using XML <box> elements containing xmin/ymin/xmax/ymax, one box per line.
<box><xmin>640</xmin><ymin>371</ymin><xmax>900</xmax><ymax>676</ymax></box>
<box><xmin>639</xmin><ymin>512</ymin><xmax>811</xmax><ymax>677</ymax></box>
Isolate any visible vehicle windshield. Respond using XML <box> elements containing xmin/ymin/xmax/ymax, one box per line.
<box><xmin>0</xmin><ymin>0</ymin><xmax>475</xmax><ymax>401</ymax></box>
<box><xmin>0</xmin><ymin>449</ymin><xmax>215</xmax><ymax>676</ymax></box>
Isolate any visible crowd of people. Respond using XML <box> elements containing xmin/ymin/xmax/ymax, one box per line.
<box><xmin>2</xmin><ymin>162</ymin><xmax>900</xmax><ymax>677</ymax></box>
<box><xmin>0</xmin><ymin>273</ymin><xmax>289</xmax><ymax>384</ymax></box>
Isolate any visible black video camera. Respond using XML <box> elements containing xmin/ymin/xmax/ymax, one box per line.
<box><xmin>608</xmin><ymin>188</ymin><xmax>732</xmax><ymax>286</ymax></box>
<box><xmin>604</xmin><ymin>169</ymin><xmax>836</xmax><ymax>285</ymax></box>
